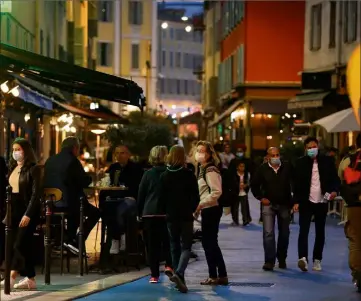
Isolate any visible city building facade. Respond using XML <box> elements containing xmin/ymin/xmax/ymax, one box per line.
<box><xmin>203</xmin><ymin>1</ymin><xmax>305</xmax><ymax>155</ymax></box>
<box><xmin>288</xmin><ymin>0</ymin><xmax>360</xmax><ymax>150</ymax></box>
<box><xmin>96</xmin><ymin>0</ymin><xmax>157</xmax><ymax>113</ymax></box>
<box><xmin>157</xmin><ymin>7</ymin><xmax>203</xmax><ymax>116</ymax></box>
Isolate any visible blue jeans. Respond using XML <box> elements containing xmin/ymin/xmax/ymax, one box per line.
<box><xmin>262</xmin><ymin>204</ymin><xmax>290</xmax><ymax>264</ymax></box>
<box><xmin>167</xmin><ymin>221</ymin><xmax>193</xmax><ymax>278</ymax></box>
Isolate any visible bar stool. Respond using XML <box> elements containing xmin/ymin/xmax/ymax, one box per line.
<box><xmin>42</xmin><ymin>188</ymin><xmax>71</xmax><ymax>280</ymax></box>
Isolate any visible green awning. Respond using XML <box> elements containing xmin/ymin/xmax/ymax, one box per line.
<box><xmin>0</xmin><ymin>43</ymin><xmax>145</xmax><ymax>108</ymax></box>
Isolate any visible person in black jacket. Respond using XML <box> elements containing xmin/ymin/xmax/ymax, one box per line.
<box><xmin>44</xmin><ymin>137</ymin><xmax>100</xmax><ymax>254</ymax></box>
<box><xmin>0</xmin><ymin>156</ymin><xmax>8</xmax><ymax>267</ymax></box>
<box><xmin>1</xmin><ymin>138</ymin><xmax>41</xmax><ymax>290</ymax></box>
<box><xmin>251</xmin><ymin>147</ymin><xmax>293</xmax><ymax>271</ymax></box>
<box><xmin>293</xmin><ymin>137</ymin><xmax>339</xmax><ymax>272</ymax></box>
<box><xmin>229</xmin><ymin>160</ymin><xmax>251</xmax><ymax>226</ymax></box>
<box><xmin>137</xmin><ymin>146</ymin><xmax>173</xmax><ymax>283</ymax></box>
<box><xmin>159</xmin><ymin>145</ymin><xmax>200</xmax><ymax>293</ymax></box>
<box><xmin>104</xmin><ymin>145</ymin><xmax>143</xmax><ymax>254</ymax></box>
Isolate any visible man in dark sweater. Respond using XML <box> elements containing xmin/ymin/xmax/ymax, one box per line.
<box><xmin>251</xmin><ymin>147</ymin><xmax>293</xmax><ymax>271</ymax></box>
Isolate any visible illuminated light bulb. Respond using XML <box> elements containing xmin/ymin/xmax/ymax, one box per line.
<box><xmin>185</xmin><ymin>25</ymin><xmax>192</xmax><ymax>32</ymax></box>
<box><xmin>0</xmin><ymin>81</ymin><xmax>9</xmax><ymax>93</ymax></box>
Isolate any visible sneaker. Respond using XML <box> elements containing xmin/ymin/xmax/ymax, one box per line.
<box><xmin>119</xmin><ymin>235</ymin><xmax>126</xmax><ymax>251</ymax></box>
<box><xmin>14</xmin><ymin>277</ymin><xmax>36</xmax><ymax>290</ymax></box>
<box><xmin>278</xmin><ymin>260</ymin><xmax>287</xmax><ymax>269</ymax></box>
<box><xmin>200</xmin><ymin>278</ymin><xmax>218</xmax><ymax>285</ymax></box>
<box><xmin>164</xmin><ymin>266</ymin><xmax>174</xmax><ymax>279</ymax></box>
<box><xmin>149</xmin><ymin>277</ymin><xmax>159</xmax><ymax>284</ymax></box>
<box><xmin>110</xmin><ymin>239</ymin><xmax>120</xmax><ymax>254</ymax></box>
<box><xmin>218</xmin><ymin>277</ymin><xmax>229</xmax><ymax>286</ymax></box>
<box><xmin>312</xmin><ymin>259</ymin><xmax>322</xmax><ymax>271</ymax></box>
<box><xmin>0</xmin><ymin>277</ymin><xmax>15</xmax><ymax>289</ymax></box>
<box><xmin>171</xmin><ymin>273</ymin><xmax>188</xmax><ymax>293</ymax></box>
<box><xmin>298</xmin><ymin>257</ymin><xmax>308</xmax><ymax>272</ymax></box>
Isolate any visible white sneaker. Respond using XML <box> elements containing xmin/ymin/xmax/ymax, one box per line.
<box><xmin>312</xmin><ymin>259</ymin><xmax>322</xmax><ymax>271</ymax></box>
<box><xmin>14</xmin><ymin>277</ymin><xmax>36</xmax><ymax>290</ymax></box>
<box><xmin>298</xmin><ymin>257</ymin><xmax>308</xmax><ymax>272</ymax></box>
<box><xmin>110</xmin><ymin>239</ymin><xmax>120</xmax><ymax>254</ymax></box>
<box><xmin>0</xmin><ymin>277</ymin><xmax>16</xmax><ymax>289</ymax></box>
<box><xmin>119</xmin><ymin>235</ymin><xmax>126</xmax><ymax>251</ymax></box>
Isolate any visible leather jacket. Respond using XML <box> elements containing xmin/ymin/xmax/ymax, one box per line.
<box><xmin>13</xmin><ymin>163</ymin><xmax>42</xmax><ymax>218</ymax></box>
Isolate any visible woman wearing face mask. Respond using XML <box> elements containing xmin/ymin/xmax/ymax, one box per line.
<box><xmin>0</xmin><ymin>138</ymin><xmax>41</xmax><ymax>290</ymax></box>
<box><xmin>194</xmin><ymin>141</ymin><xmax>228</xmax><ymax>286</ymax></box>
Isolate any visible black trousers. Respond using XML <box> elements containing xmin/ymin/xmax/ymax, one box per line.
<box><xmin>298</xmin><ymin>201</ymin><xmax>328</xmax><ymax>261</ymax></box>
<box><xmin>201</xmin><ymin>206</ymin><xmax>227</xmax><ymax>278</ymax></box>
<box><xmin>167</xmin><ymin>220</ymin><xmax>193</xmax><ymax>278</ymax></box>
<box><xmin>143</xmin><ymin>217</ymin><xmax>172</xmax><ymax>278</ymax></box>
<box><xmin>231</xmin><ymin>195</ymin><xmax>252</xmax><ymax>225</ymax></box>
<box><xmin>56</xmin><ymin>197</ymin><xmax>100</xmax><ymax>243</ymax></box>
<box><xmin>10</xmin><ymin>194</ymin><xmax>37</xmax><ymax>278</ymax></box>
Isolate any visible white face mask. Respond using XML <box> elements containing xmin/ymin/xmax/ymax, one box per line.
<box><xmin>195</xmin><ymin>152</ymin><xmax>206</xmax><ymax>164</ymax></box>
<box><xmin>13</xmin><ymin>151</ymin><xmax>24</xmax><ymax>162</ymax></box>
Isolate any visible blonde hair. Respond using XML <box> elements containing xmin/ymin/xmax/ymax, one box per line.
<box><xmin>149</xmin><ymin>145</ymin><xmax>168</xmax><ymax>166</ymax></box>
<box><xmin>167</xmin><ymin>145</ymin><xmax>186</xmax><ymax>167</ymax></box>
<box><xmin>196</xmin><ymin>140</ymin><xmax>220</xmax><ymax>167</ymax></box>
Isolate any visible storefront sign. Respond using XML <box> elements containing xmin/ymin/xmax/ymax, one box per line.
<box><xmin>0</xmin><ymin>0</ymin><xmax>12</xmax><ymax>13</ymax></box>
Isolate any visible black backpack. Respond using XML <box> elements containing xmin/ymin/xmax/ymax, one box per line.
<box><xmin>201</xmin><ymin>164</ymin><xmax>233</xmax><ymax>207</ymax></box>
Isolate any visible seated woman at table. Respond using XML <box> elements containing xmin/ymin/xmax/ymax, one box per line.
<box><xmin>0</xmin><ymin>138</ymin><xmax>41</xmax><ymax>290</ymax></box>
<box><xmin>100</xmin><ymin>144</ymin><xmax>143</xmax><ymax>254</ymax></box>
<box><xmin>137</xmin><ymin>146</ymin><xmax>173</xmax><ymax>283</ymax></box>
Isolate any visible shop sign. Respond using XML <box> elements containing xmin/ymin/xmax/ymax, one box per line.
<box><xmin>0</xmin><ymin>0</ymin><xmax>12</xmax><ymax>13</ymax></box>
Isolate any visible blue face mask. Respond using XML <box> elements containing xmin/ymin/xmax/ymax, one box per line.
<box><xmin>307</xmin><ymin>148</ymin><xmax>318</xmax><ymax>158</ymax></box>
<box><xmin>270</xmin><ymin>157</ymin><xmax>281</xmax><ymax>165</ymax></box>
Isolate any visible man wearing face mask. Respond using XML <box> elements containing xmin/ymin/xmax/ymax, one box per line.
<box><xmin>251</xmin><ymin>147</ymin><xmax>294</xmax><ymax>271</ymax></box>
<box><xmin>293</xmin><ymin>137</ymin><xmax>339</xmax><ymax>272</ymax></box>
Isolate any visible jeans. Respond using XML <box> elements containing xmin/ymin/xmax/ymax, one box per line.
<box><xmin>262</xmin><ymin>204</ymin><xmax>290</xmax><ymax>264</ymax></box>
<box><xmin>231</xmin><ymin>195</ymin><xmax>252</xmax><ymax>225</ymax></box>
<box><xmin>144</xmin><ymin>217</ymin><xmax>172</xmax><ymax>278</ymax></box>
<box><xmin>201</xmin><ymin>206</ymin><xmax>227</xmax><ymax>278</ymax></box>
<box><xmin>298</xmin><ymin>201</ymin><xmax>328</xmax><ymax>261</ymax></box>
<box><xmin>167</xmin><ymin>221</ymin><xmax>193</xmax><ymax>278</ymax></box>
<box><xmin>345</xmin><ymin>207</ymin><xmax>361</xmax><ymax>280</ymax></box>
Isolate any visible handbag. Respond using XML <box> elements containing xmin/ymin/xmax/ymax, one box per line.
<box><xmin>344</xmin><ymin>153</ymin><xmax>361</xmax><ymax>184</ymax></box>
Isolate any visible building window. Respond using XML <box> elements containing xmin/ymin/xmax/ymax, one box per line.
<box><xmin>40</xmin><ymin>29</ymin><xmax>44</xmax><ymax>55</ymax></box>
<box><xmin>175</xmin><ymin>52</ymin><xmax>181</xmax><ymax>67</ymax></box>
<box><xmin>168</xmin><ymin>79</ymin><xmax>174</xmax><ymax>94</ymax></box>
<box><xmin>46</xmin><ymin>35</ymin><xmax>50</xmax><ymax>57</ymax></box>
<box><xmin>162</xmin><ymin>50</ymin><xmax>166</xmax><ymax>67</ymax></box>
<box><xmin>344</xmin><ymin>1</ymin><xmax>358</xmax><ymax>43</ymax></box>
<box><xmin>99</xmin><ymin>1</ymin><xmax>113</xmax><ymax>22</ymax></box>
<box><xmin>169</xmin><ymin>51</ymin><xmax>173</xmax><ymax>67</ymax></box>
<box><xmin>160</xmin><ymin>78</ymin><xmax>165</xmax><ymax>94</ymax></box>
<box><xmin>131</xmin><ymin>43</ymin><xmax>140</xmax><ymax>69</ymax></box>
<box><xmin>184</xmin><ymin>80</ymin><xmax>188</xmax><ymax>94</ymax></box>
<box><xmin>176</xmin><ymin>80</ymin><xmax>180</xmax><ymax>94</ymax></box>
<box><xmin>183</xmin><ymin>53</ymin><xmax>189</xmax><ymax>68</ymax></box>
<box><xmin>329</xmin><ymin>1</ymin><xmax>336</xmax><ymax>48</ymax></box>
<box><xmin>98</xmin><ymin>42</ymin><xmax>112</xmax><ymax>66</ymax></box>
<box><xmin>170</xmin><ymin>28</ymin><xmax>174</xmax><ymax>39</ymax></box>
<box><xmin>176</xmin><ymin>29</ymin><xmax>183</xmax><ymax>40</ymax></box>
<box><xmin>310</xmin><ymin>3</ymin><xmax>322</xmax><ymax>51</ymax></box>
<box><xmin>6</xmin><ymin>17</ymin><xmax>11</xmax><ymax>42</ymax></box>
<box><xmin>23</xmin><ymin>32</ymin><xmax>28</xmax><ymax>50</ymax></box>
<box><xmin>129</xmin><ymin>0</ymin><xmax>143</xmax><ymax>25</ymax></box>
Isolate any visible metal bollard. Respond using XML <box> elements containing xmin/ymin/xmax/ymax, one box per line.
<box><xmin>4</xmin><ymin>186</ymin><xmax>12</xmax><ymax>295</ymax></box>
<box><xmin>78</xmin><ymin>196</ymin><xmax>84</xmax><ymax>276</ymax></box>
<box><xmin>44</xmin><ymin>197</ymin><xmax>53</xmax><ymax>285</ymax></box>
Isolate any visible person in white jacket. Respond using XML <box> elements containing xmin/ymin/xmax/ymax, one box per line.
<box><xmin>194</xmin><ymin>141</ymin><xmax>228</xmax><ymax>286</ymax></box>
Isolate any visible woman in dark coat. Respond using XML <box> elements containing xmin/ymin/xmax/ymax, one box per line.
<box><xmin>0</xmin><ymin>138</ymin><xmax>41</xmax><ymax>290</ymax></box>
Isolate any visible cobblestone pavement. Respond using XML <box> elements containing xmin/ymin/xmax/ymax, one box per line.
<box><xmin>2</xmin><ymin>194</ymin><xmax>360</xmax><ymax>301</ymax></box>
<box><xmin>78</xmin><ymin>194</ymin><xmax>359</xmax><ymax>301</ymax></box>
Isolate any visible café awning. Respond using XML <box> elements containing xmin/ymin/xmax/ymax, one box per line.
<box><xmin>0</xmin><ymin>43</ymin><xmax>145</xmax><ymax>109</ymax></box>
<box><xmin>208</xmin><ymin>100</ymin><xmax>243</xmax><ymax>128</ymax></box>
<box><xmin>287</xmin><ymin>91</ymin><xmax>330</xmax><ymax>110</ymax></box>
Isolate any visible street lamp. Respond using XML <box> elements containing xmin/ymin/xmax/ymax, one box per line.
<box><xmin>161</xmin><ymin>22</ymin><xmax>168</xmax><ymax>29</ymax></box>
<box><xmin>181</xmin><ymin>16</ymin><xmax>188</xmax><ymax>21</ymax></box>
<box><xmin>91</xmin><ymin>129</ymin><xmax>106</xmax><ymax>183</ymax></box>
<box><xmin>185</xmin><ymin>25</ymin><xmax>192</xmax><ymax>32</ymax></box>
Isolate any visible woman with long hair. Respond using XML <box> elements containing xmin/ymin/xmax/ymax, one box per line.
<box><xmin>137</xmin><ymin>145</ymin><xmax>173</xmax><ymax>283</ymax></box>
<box><xmin>194</xmin><ymin>140</ymin><xmax>228</xmax><ymax>286</ymax></box>
<box><xmin>0</xmin><ymin>138</ymin><xmax>41</xmax><ymax>290</ymax></box>
<box><xmin>159</xmin><ymin>145</ymin><xmax>200</xmax><ymax>293</ymax></box>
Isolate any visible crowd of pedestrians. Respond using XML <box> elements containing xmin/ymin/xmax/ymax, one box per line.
<box><xmin>0</xmin><ymin>134</ymin><xmax>361</xmax><ymax>294</ymax></box>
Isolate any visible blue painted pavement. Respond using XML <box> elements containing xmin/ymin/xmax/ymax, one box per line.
<box><xmin>78</xmin><ymin>194</ymin><xmax>359</xmax><ymax>301</ymax></box>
